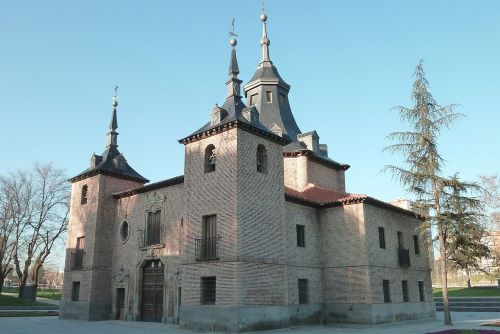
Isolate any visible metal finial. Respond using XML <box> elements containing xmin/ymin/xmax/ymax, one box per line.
<box><xmin>229</xmin><ymin>18</ymin><xmax>238</xmax><ymax>47</ymax></box>
<box><xmin>260</xmin><ymin>0</ymin><xmax>267</xmax><ymax>22</ymax></box>
<box><xmin>112</xmin><ymin>85</ymin><xmax>119</xmax><ymax>108</ymax></box>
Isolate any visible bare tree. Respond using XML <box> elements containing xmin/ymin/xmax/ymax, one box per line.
<box><xmin>1</xmin><ymin>163</ymin><xmax>69</xmax><ymax>299</ymax></box>
<box><xmin>0</xmin><ymin>181</ymin><xmax>17</xmax><ymax>293</ymax></box>
<box><xmin>480</xmin><ymin>174</ymin><xmax>500</xmax><ymax>230</ymax></box>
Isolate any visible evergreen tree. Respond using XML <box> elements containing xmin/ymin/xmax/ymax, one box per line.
<box><xmin>442</xmin><ymin>174</ymin><xmax>489</xmax><ymax>288</ymax></box>
<box><xmin>385</xmin><ymin>60</ymin><xmax>462</xmax><ymax>325</ymax></box>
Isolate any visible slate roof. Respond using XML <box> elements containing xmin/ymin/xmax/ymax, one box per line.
<box><xmin>246</xmin><ymin>63</ymin><xmax>289</xmax><ymax>89</ymax></box>
<box><xmin>69</xmin><ymin>146</ymin><xmax>149</xmax><ymax>183</ymax></box>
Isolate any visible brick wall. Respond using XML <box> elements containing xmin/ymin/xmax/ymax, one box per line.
<box><xmin>284</xmin><ymin>155</ymin><xmax>346</xmax><ymax>192</ymax></box>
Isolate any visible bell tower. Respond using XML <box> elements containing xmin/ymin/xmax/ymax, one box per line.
<box><xmin>61</xmin><ymin>91</ymin><xmax>148</xmax><ymax>320</ymax></box>
<box><xmin>178</xmin><ymin>26</ymin><xmax>292</xmax><ymax>332</ymax></box>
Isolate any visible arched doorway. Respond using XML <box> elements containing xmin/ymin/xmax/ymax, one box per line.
<box><xmin>141</xmin><ymin>260</ymin><xmax>164</xmax><ymax>322</ymax></box>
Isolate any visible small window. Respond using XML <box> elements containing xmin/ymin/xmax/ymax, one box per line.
<box><xmin>383</xmin><ymin>280</ymin><xmax>391</xmax><ymax>303</ymax></box>
<box><xmin>256</xmin><ymin>144</ymin><xmax>268</xmax><ymax>173</ymax></box>
<box><xmin>250</xmin><ymin>93</ymin><xmax>258</xmax><ymax>106</ymax></box>
<box><xmin>146</xmin><ymin>210</ymin><xmax>161</xmax><ymax>246</ymax></box>
<box><xmin>120</xmin><ymin>221</ymin><xmax>129</xmax><ymax>242</ymax></box>
<box><xmin>81</xmin><ymin>185</ymin><xmax>88</xmax><ymax>205</ymax></box>
<box><xmin>413</xmin><ymin>235</ymin><xmax>420</xmax><ymax>255</ymax></box>
<box><xmin>204</xmin><ymin>144</ymin><xmax>216</xmax><ymax>173</ymax></box>
<box><xmin>76</xmin><ymin>236</ymin><xmax>85</xmax><ymax>250</ymax></box>
<box><xmin>418</xmin><ymin>281</ymin><xmax>425</xmax><ymax>302</ymax></box>
<box><xmin>201</xmin><ymin>276</ymin><xmax>216</xmax><ymax>305</ymax></box>
<box><xmin>402</xmin><ymin>280</ymin><xmax>409</xmax><ymax>302</ymax></box>
<box><xmin>72</xmin><ymin>281</ymin><xmax>80</xmax><ymax>301</ymax></box>
<box><xmin>397</xmin><ymin>231</ymin><xmax>404</xmax><ymax>248</ymax></box>
<box><xmin>265</xmin><ymin>91</ymin><xmax>272</xmax><ymax>103</ymax></box>
<box><xmin>378</xmin><ymin>227</ymin><xmax>385</xmax><ymax>249</ymax></box>
<box><xmin>298</xmin><ymin>279</ymin><xmax>309</xmax><ymax>304</ymax></box>
<box><xmin>296</xmin><ymin>225</ymin><xmax>305</xmax><ymax>248</ymax></box>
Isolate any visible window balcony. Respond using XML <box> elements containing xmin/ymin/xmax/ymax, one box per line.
<box><xmin>195</xmin><ymin>237</ymin><xmax>219</xmax><ymax>261</ymax></box>
<box><xmin>71</xmin><ymin>249</ymin><xmax>84</xmax><ymax>270</ymax></box>
<box><xmin>398</xmin><ymin>248</ymin><xmax>411</xmax><ymax>267</ymax></box>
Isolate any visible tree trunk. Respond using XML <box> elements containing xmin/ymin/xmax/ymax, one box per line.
<box><xmin>465</xmin><ymin>267</ymin><xmax>472</xmax><ymax>288</ymax></box>
<box><xmin>0</xmin><ymin>274</ymin><xmax>4</xmax><ymax>294</ymax></box>
<box><xmin>439</xmin><ymin>230</ymin><xmax>452</xmax><ymax>325</ymax></box>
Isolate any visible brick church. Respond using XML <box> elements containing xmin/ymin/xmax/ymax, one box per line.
<box><xmin>61</xmin><ymin>10</ymin><xmax>435</xmax><ymax>332</ymax></box>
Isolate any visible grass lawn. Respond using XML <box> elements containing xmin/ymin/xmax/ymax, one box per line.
<box><xmin>433</xmin><ymin>287</ymin><xmax>500</xmax><ymax>297</ymax></box>
<box><xmin>0</xmin><ymin>311</ymin><xmax>58</xmax><ymax>317</ymax></box>
<box><xmin>36</xmin><ymin>290</ymin><xmax>62</xmax><ymax>300</ymax></box>
<box><xmin>0</xmin><ymin>294</ymin><xmax>53</xmax><ymax>307</ymax></box>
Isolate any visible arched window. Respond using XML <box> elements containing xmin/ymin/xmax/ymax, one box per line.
<box><xmin>120</xmin><ymin>221</ymin><xmax>129</xmax><ymax>242</ymax></box>
<box><xmin>204</xmin><ymin>144</ymin><xmax>216</xmax><ymax>173</ymax></box>
<box><xmin>256</xmin><ymin>144</ymin><xmax>268</xmax><ymax>173</ymax></box>
<box><xmin>81</xmin><ymin>185</ymin><xmax>88</xmax><ymax>205</ymax></box>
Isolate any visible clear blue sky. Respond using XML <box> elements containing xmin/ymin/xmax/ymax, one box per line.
<box><xmin>1</xmin><ymin>0</ymin><xmax>499</xmax><ymax>204</ymax></box>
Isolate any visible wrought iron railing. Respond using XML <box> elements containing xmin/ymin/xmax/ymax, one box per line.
<box><xmin>195</xmin><ymin>237</ymin><xmax>219</xmax><ymax>261</ymax></box>
<box><xmin>71</xmin><ymin>249</ymin><xmax>84</xmax><ymax>270</ymax></box>
<box><xmin>398</xmin><ymin>248</ymin><xmax>411</xmax><ymax>267</ymax></box>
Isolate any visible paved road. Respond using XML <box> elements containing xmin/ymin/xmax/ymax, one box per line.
<box><xmin>0</xmin><ymin>312</ymin><xmax>498</xmax><ymax>334</ymax></box>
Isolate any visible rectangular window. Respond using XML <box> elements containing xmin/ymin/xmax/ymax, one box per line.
<box><xmin>73</xmin><ymin>236</ymin><xmax>85</xmax><ymax>270</ymax></box>
<box><xmin>296</xmin><ymin>225</ymin><xmax>305</xmax><ymax>248</ymax></box>
<box><xmin>402</xmin><ymin>280</ymin><xmax>409</xmax><ymax>302</ymax></box>
<box><xmin>298</xmin><ymin>279</ymin><xmax>309</xmax><ymax>304</ymax></box>
<box><xmin>250</xmin><ymin>93</ymin><xmax>258</xmax><ymax>105</ymax></box>
<box><xmin>76</xmin><ymin>236</ymin><xmax>85</xmax><ymax>250</ymax></box>
<box><xmin>397</xmin><ymin>231</ymin><xmax>404</xmax><ymax>248</ymax></box>
<box><xmin>71</xmin><ymin>281</ymin><xmax>80</xmax><ymax>301</ymax></box>
<box><xmin>378</xmin><ymin>227</ymin><xmax>385</xmax><ymax>249</ymax></box>
<box><xmin>146</xmin><ymin>210</ymin><xmax>161</xmax><ymax>245</ymax></box>
<box><xmin>198</xmin><ymin>215</ymin><xmax>217</xmax><ymax>260</ymax></box>
<box><xmin>383</xmin><ymin>280</ymin><xmax>391</xmax><ymax>303</ymax></box>
<box><xmin>265</xmin><ymin>91</ymin><xmax>272</xmax><ymax>103</ymax></box>
<box><xmin>413</xmin><ymin>235</ymin><xmax>420</xmax><ymax>255</ymax></box>
<box><xmin>418</xmin><ymin>281</ymin><xmax>425</xmax><ymax>302</ymax></box>
<box><xmin>201</xmin><ymin>276</ymin><xmax>216</xmax><ymax>305</ymax></box>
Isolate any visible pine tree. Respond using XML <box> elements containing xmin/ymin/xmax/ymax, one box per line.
<box><xmin>385</xmin><ymin>60</ymin><xmax>462</xmax><ymax>325</ymax></box>
<box><xmin>444</xmin><ymin>175</ymin><xmax>490</xmax><ymax>288</ymax></box>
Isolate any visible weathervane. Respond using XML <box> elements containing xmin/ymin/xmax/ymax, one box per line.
<box><xmin>112</xmin><ymin>85</ymin><xmax>119</xmax><ymax>108</ymax></box>
<box><xmin>261</xmin><ymin>0</ymin><xmax>265</xmax><ymax>13</ymax></box>
<box><xmin>229</xmin><ymin>18</ymin><xmax>238</xmax><ymax>37</ymax></box>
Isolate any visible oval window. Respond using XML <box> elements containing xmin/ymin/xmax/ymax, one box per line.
<box><xmin>120</xmin><ymin>221</ymin><xmax>129</xmax><ymax>242</ymax></box>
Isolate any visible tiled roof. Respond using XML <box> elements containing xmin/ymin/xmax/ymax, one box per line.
<box><xmin>285</xmin><ymin>185</ymin><xmax>423</xmax><ymax>220</ymax></box>
<box><xmin>284</xmin><ymin>185</ymin><xmax>367</xmax><ymax>206</ymax></box>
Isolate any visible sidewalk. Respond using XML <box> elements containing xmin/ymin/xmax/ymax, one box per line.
<box><xmin>0</xmin><ymin>312</ymin><xmax>498</xmax><ymax>334</ymax></box>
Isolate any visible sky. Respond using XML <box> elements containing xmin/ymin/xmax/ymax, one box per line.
<box><xmin>0</xmin><ymin>1</ymin><xmax>499</xmax><ymax>216</ymax></box>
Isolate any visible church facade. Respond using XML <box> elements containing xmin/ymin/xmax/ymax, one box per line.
<box><xmin>60</xmin><ymin>11</ymin><xmax>435</xmax><ymax>332</ymax></box>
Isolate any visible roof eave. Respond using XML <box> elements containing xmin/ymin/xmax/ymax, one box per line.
<box><xmin>68</xmin><ymin>169</ymin><xmax>149</xmax><ymax>184</ymax></box>
<box><xmin>178</xmin><ymin>120</ymin><xmax>291</xmax><ymax>146</ymax></box>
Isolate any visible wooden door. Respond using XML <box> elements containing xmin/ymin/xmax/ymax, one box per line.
<box><xmin>141</xmin><ymin>260</ymin><xmax>164</xmax><ymax>322</ymax></box>
<box><xmin>116</xmin><ymin>288</ymin><xmax>125</xmax><ymax>320</ymax></box>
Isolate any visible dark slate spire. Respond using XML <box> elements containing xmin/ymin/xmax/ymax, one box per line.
<box><xmin>69</xmin><ymin>88</ymin><xmax>149</xmax><ymax>184</ymax></box>
<box><xmin>260</xmin><ymin>12</ymin><xmax>271</xmax><ymax>63</ymax></box>
<box><xmin>178</xmin><ymin>20</ymin><xmax>291</xmax><ymax>146</ymax></box>
<box><xmin>226</xmin><ymin>37</ymin><xmax>242</xmax><ymax>99</ymax></box>
<box><xmin>107</xmin><ymin>95</ymin><xmax>119</xmax><ymax>148</ymax></box>
<box><xmin>244</xmin><ymin>10</ymin><xmax>302</xmax><ymax>142</ymax></box>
